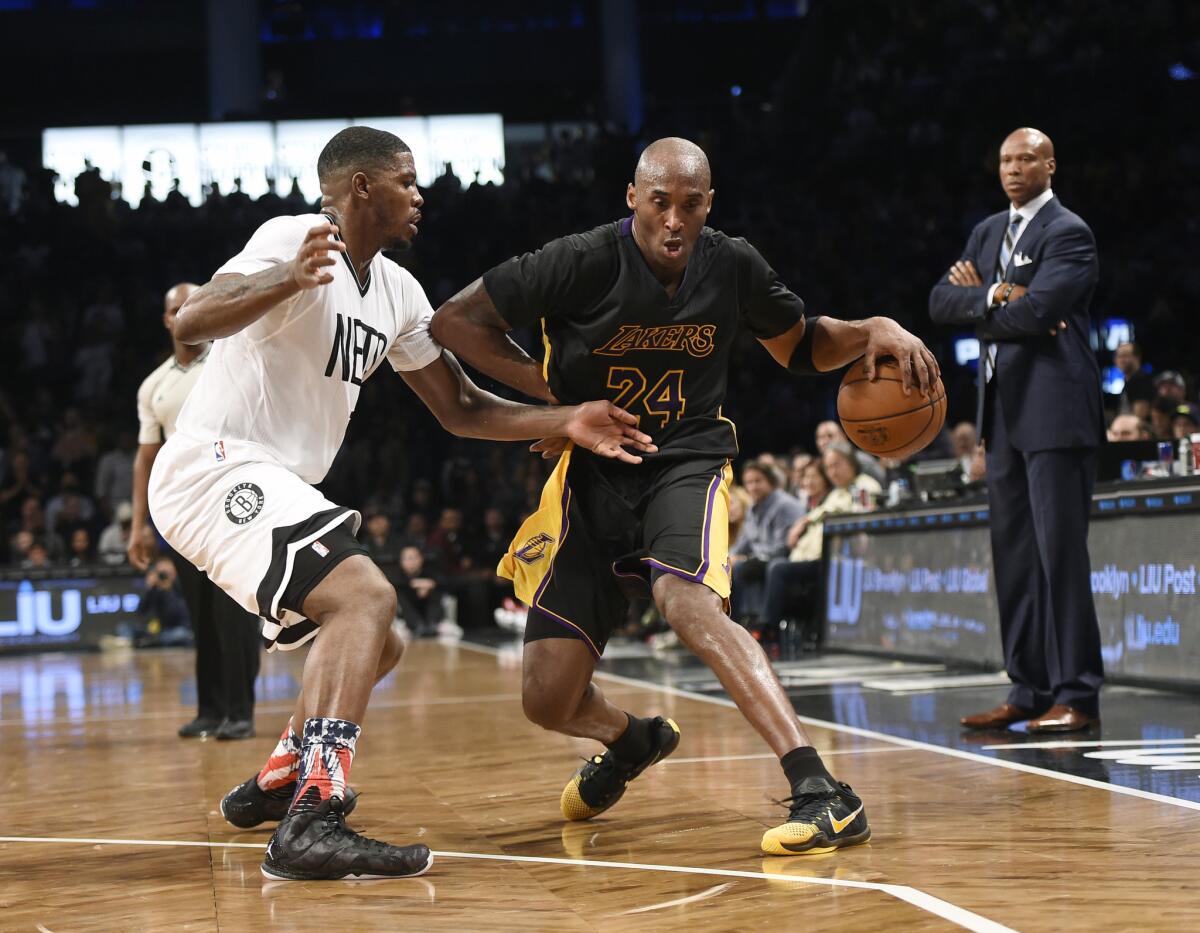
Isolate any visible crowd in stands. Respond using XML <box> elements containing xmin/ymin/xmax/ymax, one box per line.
<box><xmin>1</xmin><ymin>0</ymin><xmax>1196</xmax><ymax>645</ymax></box>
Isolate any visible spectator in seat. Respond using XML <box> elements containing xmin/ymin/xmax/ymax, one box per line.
<box><xmin>1150</xmin><ymin>396</ymin><xmax>1176</xmax><ymax>441</ymax></box>
<box><xmin>45</xmin><ymin>471</ymin><xmax>96</xmax><ymax>536</ymax></box>
<box><xmin>823</xmin><ymin>442</ymin><xmax>882</xmax><ymax>508</ymax></box>
<box><xmin>13</xmin><ymin>497</ymin><xmax>65</xmax><ymax>563</ymax></box>
<box><xmin>94</xmin><ymin>430</ymin><xmax>135</xmax><ymax>520</ymax></box>
<box><xmin>787</xmin><ymin>452</ymin><xmax>815</xmax><ymax>501</ymax></box>
<box><xmin>394</xmin><ymin>545</ymin><xmax>444</xmax><ymax>638</ymax></box>
<box><xmin>0</xmin><ymin>451</ymin><xmax>44</xmax><ymax>524</ymax></box>
<box><xmin>68</xmin><ymin>527</ymin><xmax>95</xmax><ymax>568</ymax></box>
<box><xmin>21</xmin><ymin>540</ymin><xmax>51</xmax><ymax>571</ymax></box>
<box><xmin>729</xmin><ymin>461</ymin><xmax>805</xmax><ymax>624</ymax></box>
<box><xmin>1154</xmin><ymin>371</ymin><xmax>1187</xmax><ymax>405</ymax></box>
<box><xmin>814</xmin><ymin>419</ymin><xmax>885</xmax><ymax>483</ymax></box>
<box><xmin>98</xmin><ymin>501</ymin><xmax>133</xmax><ymax>565</ymax></box>
<box><xmin>1113</xmin><ymin>343</ymin><xmax>1154</xmax><ymax>419</ymax></box>
<box><xmin>761</xmin><ymin>460</ymin><xmax>854</xmax><ymax>643</ymax></box>
<box><xmin>1107</xmin><ymin>413</ymin><xmax>1152</xmax><ymax>442</ymax></box>
<box><xmin>361</xmin><ymin>510</ymin><xmax>401</xmax><ymax>568</ymax></box>
<box><xmin>951</xmin><ymin>422</ymin><xmax>979</xmax><ymax>482</ymax></box>
<box><xmin>1172</xmin><ymin>404</ymin><xmax>1200</xmax><ymax>440</ymax></box>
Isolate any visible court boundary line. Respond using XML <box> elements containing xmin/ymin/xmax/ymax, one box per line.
<box><xmin>664</xmin><ymin>745</ymin><xmax>910</xmax><ymax>765</ymax></box>
<box><xmin>0</xmin><ymin>834</ymin><xmax>1014</xmax><ymax>933</ymax></box>
<box><xmin>456</xmin><ymin>640</ymin><xmax>1200</xmax><ymax>814</ymax></box>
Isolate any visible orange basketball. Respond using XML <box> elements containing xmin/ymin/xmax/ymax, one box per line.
<box><xmin>837</xmin><ymin>357</ymin><xmax>947</xmax><ymax>460</ymax></box>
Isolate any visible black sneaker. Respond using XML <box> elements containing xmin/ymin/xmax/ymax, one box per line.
<box><xmin>560</xmin><ymin>716</ymin><xmax>680</xmax><ymax>821</ymax></box>
<box><xmin>760</xmin><ymin>777</ymin><xmax>871</xmax><ymax>856</ymax></box>
<box><xmin>261</xmin><ymin>796</ymin><xmax>433</xmax><ymax>881</ymax></box>
<box><xmin>178</xmin><ymin>716</ymin><xmax>222</xmax><ymax>738</ymax></box>
<box><xmin>221</xmin><ymin>776</ymin><xmax>359</xmax><ymax>829</ymax></box>
<box><xmin>216</xmin><ymin>719</ymin><xmax>256</xmax><ymax>741</ymax></box>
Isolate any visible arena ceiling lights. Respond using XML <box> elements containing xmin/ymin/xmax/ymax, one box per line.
<box><xmin>42</xmin><ymin>114</ymin><xmax>505</xmax><ymax>206</ymax></box>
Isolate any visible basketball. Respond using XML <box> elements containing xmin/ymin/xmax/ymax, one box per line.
<box><xmin>837</xmin><ymin>356</ymin><xmax>947</xmax><ymax>459</ymax></box>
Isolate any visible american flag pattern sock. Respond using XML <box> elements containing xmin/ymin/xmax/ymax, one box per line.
<box><xmin>255</xmin><ymin>722</ymin><xmax>302</xmax><ymax>792</ymax></box>
<box><xmin>290</xmin><ymin>718</ymin><xmax>361</xmax><ymax>814</ymax></box>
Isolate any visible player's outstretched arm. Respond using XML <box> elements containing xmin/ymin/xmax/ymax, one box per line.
<box><xmin>400</xmin><ymin>352</ymin><xmax>656</xmax><ymax>464</ymax></box>
<box><xmin>430</xmin><ymin>279</ymin><xmax>557</xmax><ymax>403</ymax></box>
<box><xmin>759</xmin><ymin>317</ymin><xmax>940</xmax><ymax>395</ymax></box>
<box><xmin>173</xmin><ymin>223</ymin><xmax>347</xmax><ymax>343</ymax></box>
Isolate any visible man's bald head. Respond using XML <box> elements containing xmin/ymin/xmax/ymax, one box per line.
<box><xmin>998</xmin><ymin>127</ymin><xmax>1056</xmax><ymax>207</ymax></box>
<box><xmin>164</xmin><ymin>282</ymin><xmax>199</xmax><ymax>315</ymax></box>
<box><xmin>634</xmin><ymin>137</ymin><xmax>712</xmax><ymax>190</ymax></box>
<box><xmin>625</xmin><ymin>137</ymin><xmax>715</xmax><ymax>281</ymax></box>
<box><xmin>1004</xmin><ymin>127</ymin><xmax>1055</xmax><ymax>160</ymax></box>
<box><xmin>163</xmin><ymin>282</ymin><xmax>200</xmax><ymax>343</ymax></box>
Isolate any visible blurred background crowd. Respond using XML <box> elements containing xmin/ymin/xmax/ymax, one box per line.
<box><xmin>0</xmin><ymin>0</ymin><xmax>1197</xmax><ymax>640</ymax></box>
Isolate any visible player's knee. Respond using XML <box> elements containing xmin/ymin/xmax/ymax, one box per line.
<box><xmin>351</xmin><ymin>569</ymin><xmax>397</xmax><ymax>631</ymax></box>
<box><xmin>522</xmin><ymin>680</ymin><xmax>574</xmax><ymax>731</ymax></box>
<box><xmin>377</xmin><ymin>623</ymin><xmax>405</xmax><ymax>675</ymax></box>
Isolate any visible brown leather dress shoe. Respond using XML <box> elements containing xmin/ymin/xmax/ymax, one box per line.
<box><xmin>960</xmin><ymin>703</ymin><xmax>1035</xmax><ymax>729</ymax></box>
<box><xmin>1025</xmin><ymin>704</ymin><xmax>1098</xmax><ymax>733</ymax></box>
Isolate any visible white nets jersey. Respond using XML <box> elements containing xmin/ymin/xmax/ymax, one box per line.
<box><xmin>174</xmin><ymin>213</ymin><xmax>441</xmax><ymax>483</ymax></box>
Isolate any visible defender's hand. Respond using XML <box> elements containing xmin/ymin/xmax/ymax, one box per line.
<box><xmin>128</xmin><ymin>524</ymin><xmax>157</xmax><ymax>571</ymax></box>
<box><xmin>948</xmin><ymin>260</ymin><xmax>983</xmax><ymax>287</ymax></box>
<box><xmin>530</xmin><ymin>436</ymin><xmax>569</xmax><ymax>460</ymax></box>
<box><xmin>863</xmin><ymin>318</ymin><xmax>941</xmax><ymax>396</ymax></box>
<box><xmin>290</xmin><ymin>223</ymin><xmax>347</xmax><ymax>290</ymax></box>
<box><xmin>564</xmin><ymin>401</ymin><xmax>657</xmax><ymax>464</ymax></box>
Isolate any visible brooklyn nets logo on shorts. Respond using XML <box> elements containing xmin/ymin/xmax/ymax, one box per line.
<box><xmin>224</xmin><ymin>482</ymin><xmax>265</xmax><ymax>525</ymax></box>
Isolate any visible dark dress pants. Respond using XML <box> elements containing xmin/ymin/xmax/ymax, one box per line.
<box><xmin>170</xmin><ymin>552</ymin><xmax>261</xmax><ymax>722</ymax></box>
<box><xmin>984</xmin><ymin>385</ymin><xmax>1103</xmax><ymax>716</ymax></box>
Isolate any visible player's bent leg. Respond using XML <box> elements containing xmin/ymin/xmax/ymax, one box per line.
<box><xmin>523</xmin><ymin>637</ymin><xmax>681</xmax><ymax>821</ymax></box>
<box><xmin>223</xmin><ymin>624</ymin><xmax>404</xmax><ymax>829</ymax></box>
<box><xmin>652</xmin><ymin>573</ymin><xmax>870</xmax><ymax>855</ymax></box>
<box><xmin>261</xmin><ymin>556</ymin><xmax>431</xmax><ymax>881</ymax></box>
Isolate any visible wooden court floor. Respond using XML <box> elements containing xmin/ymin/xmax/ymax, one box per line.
<box><xmin>2</xmin><ymin>640</ymin><xmax>1200</xmax><ymax>932</ymax></box>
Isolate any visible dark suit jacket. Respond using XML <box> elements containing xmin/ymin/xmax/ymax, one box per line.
<box><xmin>929</xmin><ymin>196</ymin><xmax>1104</xmax><ymax>451</ymax></box>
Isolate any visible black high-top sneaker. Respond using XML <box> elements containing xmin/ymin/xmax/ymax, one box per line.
<box><xmin>221</xmin><ymin>776</ymin><xmax>358</xmax><ymax>829</ymax></box>
<box><xmin>261</xmin><ymin>794</ymin><xmax>432</xmax><ymax>881</ymax></box>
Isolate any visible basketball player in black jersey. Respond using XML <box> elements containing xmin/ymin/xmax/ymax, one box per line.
<box><xmin>432</xmin><ymin>137</ymin><xmax>939</xmax><ymax>856</ymax></box>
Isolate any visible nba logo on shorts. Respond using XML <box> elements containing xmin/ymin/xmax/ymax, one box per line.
<box><xmin>214</xmin><ymin>440</ymin><xmax>226</xmax><ymax>462</ymax></box>
<box><xmin>311</xmin><ymin>540</ymin><xmax>330</xmax><ymax>558</ymax></box>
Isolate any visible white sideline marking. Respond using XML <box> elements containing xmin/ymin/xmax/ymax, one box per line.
<box><xmin>620</xmin><ymin>882</ymin><xmax>735</xmax><ymax>914</ymax></box>
<box><xmin>0</xmin><ymin>835</ymin><xmax>1014</xmax><ymax>933</ymax></box>
<box><xmin>663</xmin><ymin>746</ymin><xmax>910</xmax><ymax>766</ymax></box>
<box><xmin>456</xmin><ymin>641</ymin><xmax>1200</xmax><ymax>814</ymax></box>
<box><xmin>985</xmin><ymin>737</ymin><xmax>1200</xmax><ymax>751</ymax></box>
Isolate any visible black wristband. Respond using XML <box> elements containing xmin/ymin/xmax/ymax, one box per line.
<box><xmin>787</xmin><ymin>315</ymin><xmax>822</xmax><ymax>374</ymax></box>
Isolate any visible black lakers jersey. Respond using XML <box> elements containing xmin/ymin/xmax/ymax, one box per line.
<box><xmin>483</xmin><ymin>216</ymin><xmax>806</xmax><ymax>460</ymax></box>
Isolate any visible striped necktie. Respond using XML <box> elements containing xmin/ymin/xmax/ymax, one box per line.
<box><xmin>984</xmin><ymin>214</ymin><xmax>1024</xmax><ymax>381</ymax></box>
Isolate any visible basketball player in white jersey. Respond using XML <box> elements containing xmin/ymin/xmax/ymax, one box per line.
<box><xmin>148</xmin><ymin>126</ymin><xmax>654</xmax><ymax>882</ymax></box>
<box><xmin>130</xmin><ymin>282</ymin><xmax>261</xmax><ymax>742</ymax></box>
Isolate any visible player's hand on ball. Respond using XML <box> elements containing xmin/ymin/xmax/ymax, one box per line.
<box><xmin>862</xmin><ymin>318</ymin><xmax>940</xmax><ymax>396</ymax></box>
<box><xmin>565</xmin><ymin>401</ymin><xmax>658</xmax><ymax>464</ymax></box>
<box><xmin>291</xmin><ymin>222</ymin><xmax>347</xmax><ymax>290</ymax></box>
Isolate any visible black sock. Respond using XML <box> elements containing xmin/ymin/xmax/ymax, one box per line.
<box><xmin>606</xmin><ymin>713</ymin><xmax>654</xmax><ymax>763</ymax></box>
<box><xmin>781</xmin><ymin>746</ymin><xmax>834</xmax><ymax>790</ymax></box>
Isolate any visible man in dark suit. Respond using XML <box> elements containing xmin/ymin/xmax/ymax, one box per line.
<box><xmin>929</xmin><ymin>127</ymin><xmax>1104</xmax><ymax>733</ymax></box>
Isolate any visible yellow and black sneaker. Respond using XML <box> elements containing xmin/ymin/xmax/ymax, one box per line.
<box><xmin>560</xmin><ymin>716</ymin><xmax>681</xmax><ymax>821</ymax></box>
<box><xmin>761</xmin><ymin>777</ymin><xmax>871</xmax><ymax>856</ymax></box>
